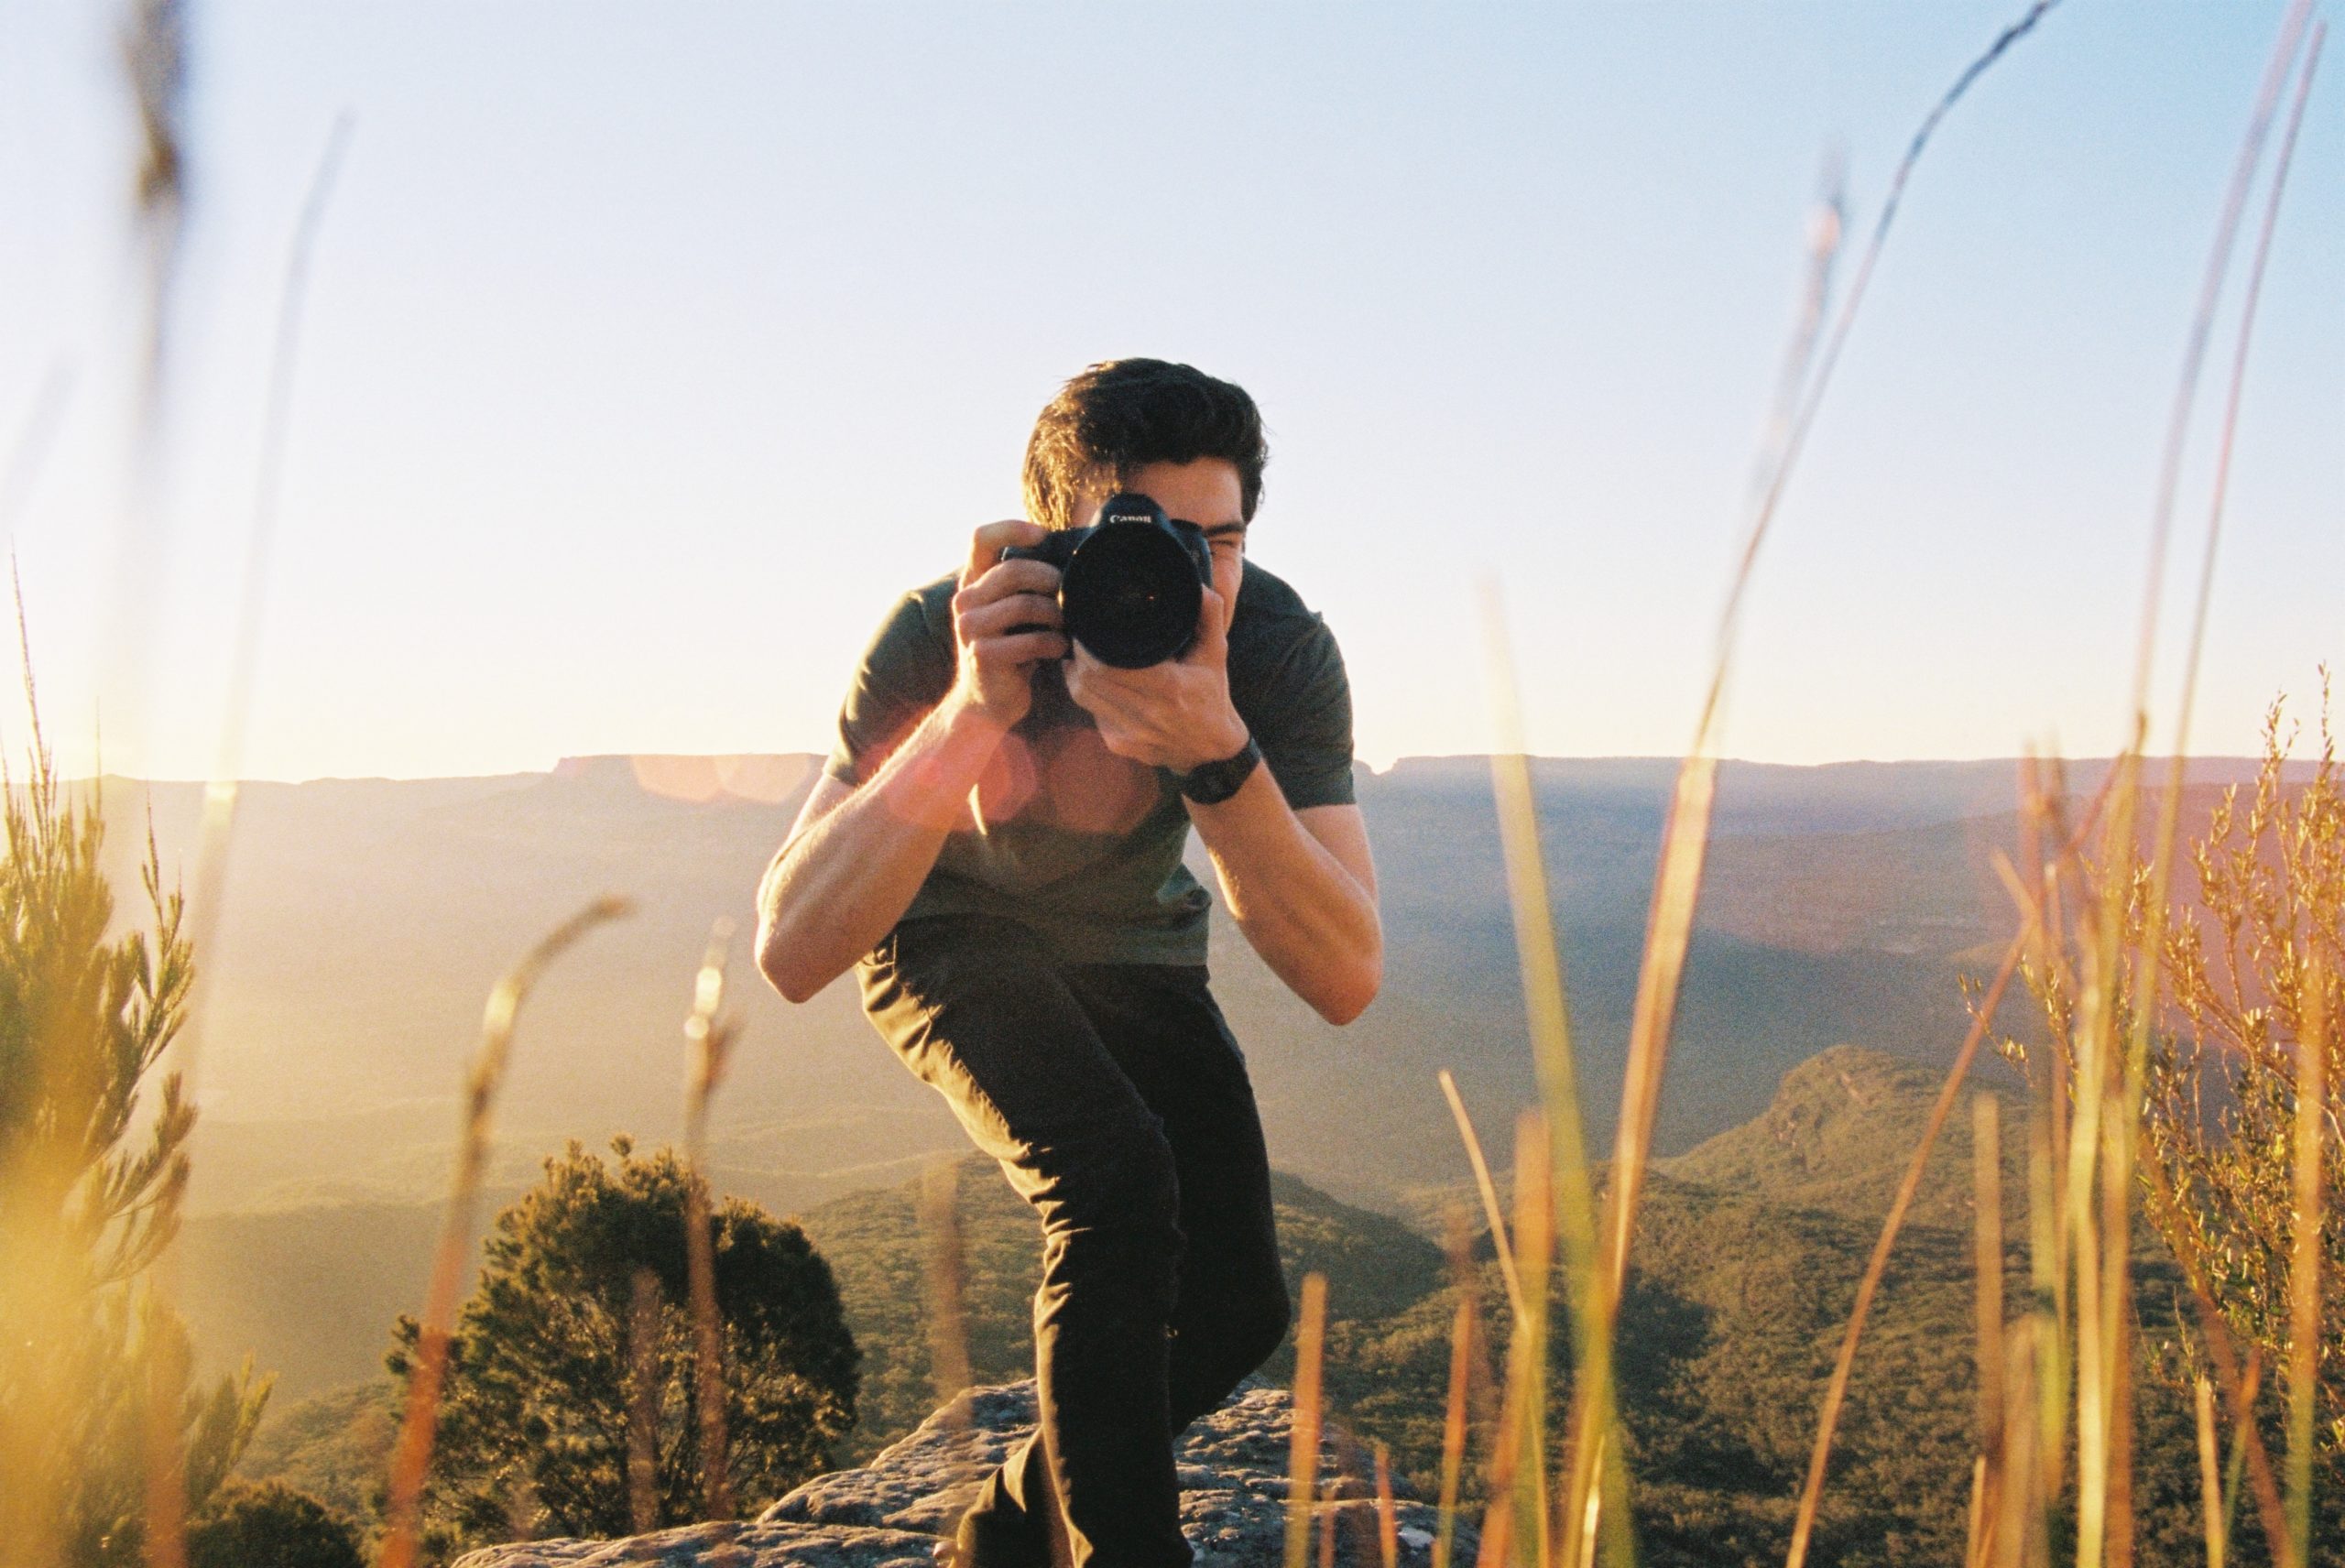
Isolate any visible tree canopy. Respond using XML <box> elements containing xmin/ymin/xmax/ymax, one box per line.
<box><xmin>389</xmin><ymin>1137</ymin><xmax>858</xmax><ymax>1552</ymax></box>
<box><xmin>0</xmin><ymin>715</ymin><xmax>270</xmax><ymax>1566</ymax></box>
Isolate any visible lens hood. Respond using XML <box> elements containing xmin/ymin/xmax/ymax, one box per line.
<box><xmin>1058</xmin><ymin>495</ymin><xmax>1211</xmax><ymax>668</ymax></box>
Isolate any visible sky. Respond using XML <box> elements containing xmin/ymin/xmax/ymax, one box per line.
<box><xmin>0</xmin><ymin>1</ymin><xmax>2339</xmax><ymax>782</ymax></box>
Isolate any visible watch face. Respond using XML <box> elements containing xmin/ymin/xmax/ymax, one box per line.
<box><xmin>1181</xmin><ymin>736</ymin><xmax>1261</xmax><ymax>805</ymax></box>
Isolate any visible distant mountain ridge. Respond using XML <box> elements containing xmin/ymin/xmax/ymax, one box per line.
<box><xmin>78</xmin><ymin>750</ymin><xmax>2262</xmax><ymax>1223</ymax></box>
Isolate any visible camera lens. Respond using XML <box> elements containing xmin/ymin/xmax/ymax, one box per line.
<box><xmin>1061</xmin><ymin>514</ymin><xmax>1205</xmax><ymax>668</ymax></box>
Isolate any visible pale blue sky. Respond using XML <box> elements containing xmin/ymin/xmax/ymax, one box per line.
<box><xmin>2</xmin><ymin>1</ymin><xmax>2338</xmax><ymax>780</ymax></box>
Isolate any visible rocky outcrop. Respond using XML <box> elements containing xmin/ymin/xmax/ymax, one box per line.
<box><xmin>454</xmin><ymin>1380</ymin><xmax>1468</xmax><ymax>1567</ymax></box>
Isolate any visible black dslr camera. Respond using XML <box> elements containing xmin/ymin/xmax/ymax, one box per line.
<box><xmin>1003</xmin><ymin>492</ymin><xmax>1213</xmax><ymax>669</ymax></box>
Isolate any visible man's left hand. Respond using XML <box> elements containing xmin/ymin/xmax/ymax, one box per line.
<box><xmin>1065</xmin><ymin>587</ymin><xmax>1250</xmax><ymax>772</ymax></box>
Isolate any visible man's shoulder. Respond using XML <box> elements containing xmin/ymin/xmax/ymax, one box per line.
<box><xmin>866</xmin><ymin>572</ymin><xmax>960</xmax><ymax>653</ymax></box>
<box><xmin>1229</xmin><ymin>561</ymin><xmax>1346</xmax><ymax>692</ymax></box>
<box><xmin>906</xmin><ymin>570</ymin><xmax>959</xmax><ymax>621</ymax></box>
<box><xmin>1227</xmin><ymin>559</ymin><xmax>1354</xmax><ymax>807</ymax></box>
<box><xmin>1230</xmin><ymin>560</ymin><xmax>1325</xmax><ymax>647</ymax></box>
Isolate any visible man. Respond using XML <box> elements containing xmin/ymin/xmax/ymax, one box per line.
<box><xmin>755</xmin><ymin>359</ymin><xmax>1380</xmax><ymax>1566</ymax></box>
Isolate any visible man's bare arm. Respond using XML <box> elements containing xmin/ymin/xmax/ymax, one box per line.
<box><xmin>755</xmin><ymin>521</ymin><xmax>1063</xmax><ymax>1003</ymax></box>
<box><xmin>1188</xmin><ymin>786</ymin><xmax>1381</xmax><ymax>1025</ymax></box>
<box><xmin>753</xmin><ymin>709</ymin><xmax>988</xmax><ymax>1002</ymax></box>
<box><xmin>1066</xmin><ymin>587</ymin><xmax>1381</xmax><ymax>1025</ymax></box>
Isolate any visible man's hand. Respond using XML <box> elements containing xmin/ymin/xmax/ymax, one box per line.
<box><xmin>949</xmin><ymin>520</ymin><xmax>1069</xmax><ymax>729</ymax></box>
<box><xmin>1065</xmin><ymin>586</ymin><xmax>1250</xmax><ymax>770</ymax></box>
<box><xmin>756</xmin><ymin>518</ymin><xmax>1064</xmax><ymax>1004</ymax></box>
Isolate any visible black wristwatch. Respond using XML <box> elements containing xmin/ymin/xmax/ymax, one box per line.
<box><xmin>1177</xmin><ymin>733</ymin><xmax>1262</xmax><ymax>805</ymax></box>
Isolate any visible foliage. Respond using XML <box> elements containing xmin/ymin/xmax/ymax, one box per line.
<box><xmin>201</xmin><ymin>1046</ymin><xmax>2301</xmax><ymax>1565</ymax></box>
<box><xmin>2128</xmin><ymin>691</ymin><xmax>2344</xmax><ymax>1455</ymax></box>
<box><xmin>0</xmin><ymin>709</ymin><xmax>271</xmax><ymax>1565</ymax></box>
<box><xmin>234</xmin><ymin>1378</ymin><xmax>403</xmax><ymax>1536</ymax></box>
<box><xmin>387</xmin><ymin>1137</ymin><xmax>858</xmax><ymax>1552</ymax></box>
<box><xmin>187</xmin><ymin>1478</ymin><xmax>364</xmax><ymax>1568</ymax></box>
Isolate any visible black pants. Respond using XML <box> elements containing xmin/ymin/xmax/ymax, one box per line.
<box><xmin>860</xmin><ymin>916</ymin><xmax>1291</xmax><ymax>1568</ymax></box>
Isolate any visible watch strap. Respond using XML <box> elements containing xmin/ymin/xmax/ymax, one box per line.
<box><xmin>1177</xmin><ymin>733</ymin><xmax>1262</xmax><ymax>805</ymax></box>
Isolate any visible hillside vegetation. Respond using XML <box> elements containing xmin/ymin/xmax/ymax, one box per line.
<box><xmin>230</xmin><ymin>1043</ymin><xmax>2247</xmax><ymax>1563</ymax></box>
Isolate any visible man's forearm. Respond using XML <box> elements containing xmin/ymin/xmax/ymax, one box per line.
<box><xmin>1188</xmin><ymin>773</ymin><xmax>1381</xmax><ymax>1025</ymax></box>
<box><xmin>755</xmin><ymin>693</ymin><xmax>1008</xmax><ymax>1001</ymax></box>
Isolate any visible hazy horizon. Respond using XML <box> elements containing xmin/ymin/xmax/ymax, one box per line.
<box><xmin>59</xmin><ymin>745</ymin><xmax>2309</xmax><ymax>789</ymax></box>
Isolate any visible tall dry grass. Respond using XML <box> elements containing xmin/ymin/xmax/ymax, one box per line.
<box><xmin>1393</xmin><ymin>6</ymin><xmax>2345</xmax><ymax>1568</ymax></box>
<box><xmin>376</xmin><ymin>897</ymin><xmax>628</xmax><ymax>1568</ymax></box>
<box><xmin>680</xmin><ymin>920</ymin><xmax>743</xmax><ymax>1520</ymax></box>
<box><xmin>52</xmin><ymin>0</ymin><xmax>2327</xmax><ymax>1560</ymax></box>
<box><xmin>1434</xmin><ymin>7</ymin><xmax>2069</xmax><ymax>1565</ymax></box>
<box><xmin>1287</xmin><ymin>1271</ymin><xmax>1331</xmax><ymax>1568</ymax></box>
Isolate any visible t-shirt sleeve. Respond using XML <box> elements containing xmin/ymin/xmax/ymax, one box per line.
<box><xmin>825</xmin><ymin>588</ymin><xmax>955</xmax><ymax>787</ymax></box>
<box><xmin>1249</xmin><ymin>615</ymin><xmax>1358</xmax><ymax>811</ymax></box>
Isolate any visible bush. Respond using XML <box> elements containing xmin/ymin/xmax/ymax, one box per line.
<box><xmin>188</xmin><ymin>1479</ymin><xmax>364</xmax><ymax>1568</ymax></box>
<box><xmin>0</xmin><ymin>709</ymin><xmax>270</xmax><ymax>1564</ymax></box>
<box><xmin>2129</xmin><ymin>691</ymin><xmax>2343</xmax><ymax>1453</ymax></box>
<box><xmin>388</xmin><ymin>1137</ymin><xmax>858</xmax><ymax>1550</ymax></box>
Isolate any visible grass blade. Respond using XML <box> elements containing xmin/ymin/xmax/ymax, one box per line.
<box><xmin>2221</xmin><ymin>1354</ymin><xmax>2262</xmax><ymax>1559</ymax></box>
<box><xmin>1285</xmin><ymin>1271</ymin><xmax>1328</xmax><ymax>1568</ymax></box>
<box><xmin>2284</xmin><ymin>959</ymin><xmax>2325</xmax><ymax>1567</ymax></box>
<box><xmin>1992</xmin><ymin>1319</ymin><xmax>2045</xmax><ymax>1568</ymax></box>
<box><xmin>177</xmin><ymin>114</ymin><xmax>358</xmax><ymax>1061</ymax></box>
<box><xmin>1964</xmin><ymin>1454</ymin><xmax>1989</xmax><ymax>1568</ymax></box>
<box><xmin>1479</xmin><ymin>593</ymin><xmax>1624</xmax><ymax>1568</ymax></box>
<box><xmin>920</xmin><ymin>1158</ymin><xmax>973</xmax><ymax>1437</ymax></box>
<box><xmin>1376</xmin><ymin>1442</ymin><xmax>1400</xmax><ymax>1568</ymax></box>
<box><xmin>2123</xmin><ymin>0</ymin><xmax>2314</xmax><ymax>724</ymax></box>
<box><xmin>1504</xmin><ymin>1113</ymin><xmax>1554</xmax><ymax>1568</ymax></box>
<box><xmin>377</xmin><ymin>895</ymin><xmax>630</xmax><ymax>1568</ymax></box>
<box><xmin>2074</xmin><ymin>17</ymin><xmax>2321</xmax><ymax>1566</ymax></box>
<box><xmin>1589</xmin><ymin>0</ymin><xmax>2060</xmax><ymax>1382</ymax></box>
<box><xmin>2194</xmin><ymin>1376</ymin><xmax>2224</xmax><ymax>1568</ymax></box>
<box><xmin>1973</xmin><ymin>1093</ymin><xmax>2008</xmax><ymax>1465</ymax></box>
<box><xmin>1480</xmin><ymin>590</ymin><xmax>1626</xmax><ymax>1568</ymax></box>
<box><xmin>681</xmin><ymin>920</ymin><xmax>740</xmax><ymax>1519</ymax></box>
<box><xmin>2160</xmin><ymin>23</ymin><xmax>2323</xmax><ymax>780</ymax></box>
<box><xmin>1599</xmin><ymin>754</ymin><xmax>1715</xmax><ymax>1297</ymax></box>
<box><xmin>1440</xmin><ymin>1069</ymin><xmax>1526</xmax><ymax>1323</ymax></box>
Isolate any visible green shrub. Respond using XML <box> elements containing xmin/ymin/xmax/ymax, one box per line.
<box><xmin>188</xmin><ymin>1479</ymin><xmax>364</xmax><ymax>1568</ymax></box>
<box><xmin>0</xmin><ymin>705</ymin><xmax>270</xmax><ymax>1564</ymax></box>
<box><xmin>388</xmin><ymin>1137</ymin><xmax>858</xmax><ymax>1549</ymax></box>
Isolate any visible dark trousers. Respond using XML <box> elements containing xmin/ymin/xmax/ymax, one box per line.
<box><xmin>859</xmin><ymin>916</ymin><xmax>1292</xmax><ymax>1568</ymax></box>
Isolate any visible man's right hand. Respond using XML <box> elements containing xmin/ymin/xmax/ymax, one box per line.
<box><xmin>756</xmin><ymin>519</ymin><xmax>1066</xmax><ymax>1003</ymax></box>
<box><xmin>948</xmin><ymin>520</ymin><xmax>1068</xmax><ymax>728</ymax></box>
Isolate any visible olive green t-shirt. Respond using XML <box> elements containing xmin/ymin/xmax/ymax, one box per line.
<box><xmin>825</xmin><ymin>558</ymin><xmax>1357</xmax><ymax>965</ymax></box>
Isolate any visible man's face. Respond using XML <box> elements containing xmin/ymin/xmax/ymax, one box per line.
<box><xmin>1068</xmin><ymin>457</ymin><xmax>1247</xmax><ymax>620</ymax></box>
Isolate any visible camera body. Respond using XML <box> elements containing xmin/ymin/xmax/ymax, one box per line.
<box><xmin>1004</xmin><ymin>492</ymin><xmax>1214</xmax><ymax>669</ymax></box>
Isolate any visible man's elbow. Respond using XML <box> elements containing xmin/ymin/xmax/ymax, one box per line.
<box><xmin>1311</xmin><ymin>944</ymin><xmax>1382</xmax><ymax>1027</ymax></box>
<box><xmin>756</xmin><ymin>919</ymin><xmax>827</xmax><ymax>1006</ymax></box>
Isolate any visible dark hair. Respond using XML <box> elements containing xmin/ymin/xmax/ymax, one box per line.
<box><xmin>1021</xmin><ymin>359</ymin><xmax>1269</xmax><ymax>531</ymax></box>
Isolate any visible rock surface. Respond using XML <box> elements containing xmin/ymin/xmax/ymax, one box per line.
<box><xmin>453</xmin><ymin>1380</ymin><xmax>1469</xmax><ymax>1567</ymax></box>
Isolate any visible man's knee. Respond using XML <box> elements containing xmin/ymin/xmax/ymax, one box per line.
<box><xmin>1031</xmin><ymin>1122</ymin><xmax>1182</xmax><ymax>1258</ymax></box>
<box><xmin>1221</xmin><ymin>1266</ymin><xmax>1292</xmax><ymax>1374</ymax></box>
